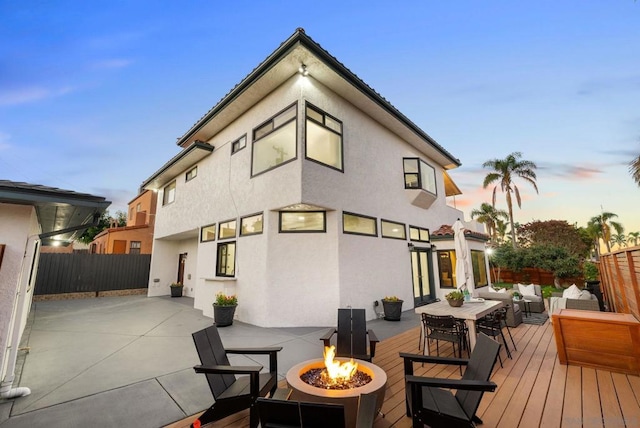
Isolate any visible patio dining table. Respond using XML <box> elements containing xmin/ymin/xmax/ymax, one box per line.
<box><xmin>415</xmin><ymin>299</ymin><xmax>503</xmax><ymax>353</ymax></box>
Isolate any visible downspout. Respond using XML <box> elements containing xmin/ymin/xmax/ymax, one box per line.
<box><xmin>0</xmin><ymin>235</ymin><xmax>38</xmax><ymax>399</ymax></box>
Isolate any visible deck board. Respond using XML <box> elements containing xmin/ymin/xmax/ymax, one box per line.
<box><xmin>165</xmin><ymin>316</ymin><xmax>640</xmax><ymax>428</ymax></box>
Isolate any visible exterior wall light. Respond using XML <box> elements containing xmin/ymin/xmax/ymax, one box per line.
<box><xmin>298</xmin><ymin>64</ymin><xmax>309</xmax><ymax>76</ymax></box>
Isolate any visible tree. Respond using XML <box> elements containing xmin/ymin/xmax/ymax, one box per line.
<box><xmin>587</xmin><ymin>212</ymin><xmax>624</xmax><ymax>254</ymax></box>
<box><xmin>628</xmin><ymin>231</ymin><xmax>640</xmax><ymax>247</ymax></box>
<box><xmin>610</xmin><ymin>233</ymin><xmax>627</xmax><ymax>249</ymax></box>
<box><xmin>482</xmin><ymin>152</ymin><xmax>539</xmax><ymax>248</ymax></box>
<box><xmin>78</xmin><ymin>210</ymin><xmax>127</xmax><ymax>244</ymax></box>
<box><xmin>470</xmin><ymin>203</ymin><xmax>508</xmax><ymax>243</ymax></box>
<box><xmin>495</xmin><ymin>220</ymin><xmax>509</xmax><ymax>244</ymax></box>
<box><xmin>517</xmin><ymin>220</ymin><xmax>590</xmax><ymax>258</ymax></box>
<box><xmin>630</xmin><ymin>153</ymin><xmax>640</xmax><ymax>186</ymax></box>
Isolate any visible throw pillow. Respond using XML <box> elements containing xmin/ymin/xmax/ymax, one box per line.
<box><xmin>497</xmin><ymin>288</ymin><xmax>507</xmax><ymax>293</ymax></box>
<box><xmin>579</xmin><ymin>290</ymin><xmax>593</xmax><ymax>300</ymax></box>
<box><xmin>519</xmin><ymin>283</ymin><xmax>537</xmax><ymax>297</ymax></box>
<box><xmin>488</xmin><ymin>286</ymin><xmax>497</xmax><ymax>293</ymax></box>
<box><xmin>562</xmin><ymin>284</ymin><xmax>582</xmax><ymax>299</ymax></box>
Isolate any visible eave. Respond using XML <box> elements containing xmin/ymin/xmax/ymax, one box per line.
<box><xmin>141</xmin><ymin>141</ymin><xmax>214</xmax><ymax>191</ymax></box>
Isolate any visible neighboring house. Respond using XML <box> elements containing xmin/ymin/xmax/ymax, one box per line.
<box><xmin>90</xmin><ymin>190</ymin><xmax>156</xmax><ymax>254</ymax></box>
<box><xmin>141</xmin><ymin>28</ymin><xmax>488</xmax><ymax>327</ymax></box>
<box><xmin>0</xmin><ymin>180</ymin><xmax>109</xmax><ymax>398</ymax></box>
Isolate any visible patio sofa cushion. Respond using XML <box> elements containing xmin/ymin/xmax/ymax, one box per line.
<box><xmin>562</xmin><ymin>284</ymin><xmax>582</xmax><ymax>299</ymax></box>
<box><xmin>518</xmin><ymin>283</ymin><xmax>537</xmax><ymax>297</ymax></box>
<box><xmin>475</xmin><ymin>286</ymin><xmax>522</xmax><ymax>327</ymax></box>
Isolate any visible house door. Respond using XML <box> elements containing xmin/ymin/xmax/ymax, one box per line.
<box><xmin>411</xmin><ymin>248</ymin><xmax>435</xmax><ymax>306</ymax></box>
<box><xmin>177</xmin><ymin>253</ymin><xmax>187</xmax><ymax>284</ymax></box>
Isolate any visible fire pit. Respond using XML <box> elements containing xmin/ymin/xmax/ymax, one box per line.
<box><xmin>285</xmin><ymin>346</ymin><xmax>387</xmax><ymax>428</ymax></box>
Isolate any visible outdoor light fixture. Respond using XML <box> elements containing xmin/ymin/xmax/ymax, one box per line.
<box><xmin>298</xmin><ymin>64</ymin><xmax>309</xmax><ymax>76</ymax></box>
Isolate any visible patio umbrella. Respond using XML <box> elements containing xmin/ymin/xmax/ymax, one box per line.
<box><xmin>453</xmin><ymin>219</ymin><xmax>474</xmax><ymax>295</ymax></box>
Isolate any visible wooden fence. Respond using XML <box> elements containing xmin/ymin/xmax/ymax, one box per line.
<box><xmin>35</xmin><ymin>253</ymin><xmax>151</xmax><ymax>296</ymax></box>
<box><xmin>491</xmin><ymin>266</ymin><xmax>582</xmax><ymax>286</ymax></box>
<box><xmin>599</xmin><ymin>246</ymin><xmax>640</xmax><ymax>319</ymax></box>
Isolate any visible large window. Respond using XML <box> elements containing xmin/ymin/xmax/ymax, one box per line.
<box><xmin>381</xmin><ymin>220</ymin><xmax>406</xmax><ymax>240</ymax></box>
<box><xmin>163</xmin><ymin>181</ymin><xmax>176</xmax><ymax>205</ymax></box>
<box><xmin>403</xmin><ymin>158</ymin><xmax>437</xmax><ymax>195</ymax></box>
<box><xmin>437</xmin><ymin>250</ymin><xmax>456</xmax><ymax>288</ymax></box>
<box><xmin>252</xmin><ymin>104</ymin><xmax>297</xmax><ymax>176</ymax></box>
<box><xmin>471</xmin><ymin>250</ymin><xmax>489</xmax><ymax>287</ymax></box>
<box><xmin>343</xmin><ymin>212</ymin><xmax>377</xmax><ymax>236</ymax></box>
<box><xmin>409</xmin><ymin>226</ymin><xmax>430</xmax><ymax>242</ymax></box>
<box><xmin>231</xmin><ymin>135</ymin><xmax>246</xmax><ymax>154</ymax></box>
<box><xmin>201</xmin><ymin>224</ymin><xmax>216</xmax><ymax>242</ymax></box>
<box><xmin>219</xmin><ymin>220</ymin><xmax>237</xmax><ymax>239</ymax></box>
<box><xmin>240</xmin><ymin>213</ymin><xmax>263</xmax><ymax>236</ymax></box>
<box><xmin>305</xmin><ymin>104</ymin><xmax>343</xmax><ymax>171</ymax></box>
<box><xmin>216</xmin><ymin>242</ymin><xmax>236</xmax><ymax>277</ymax></box>
<box><xmin>279</xmin><ymin>211</ymin><xmax>326</xmax><ymax>232</ymax></box>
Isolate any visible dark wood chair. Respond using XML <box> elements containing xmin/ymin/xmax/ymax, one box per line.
<box><xmin>256</xmin><ymin>391</ymin><xmax>378</xmax><ymax>428</ymax></box>
<box><xmin>190</xmin><ymin>325</ymin><xmax>282</xmax><ymax>428</ymax></box>
<box><xmin>400</xmin><ymin>333</ymin><xmax>501</xmax><ymax>428</ymax></box>
<box><xmin>476</xmin><ymin>307</ymin><xmax>516</xmax><ymax>367</ymax></box>
<box><xmin>320</xmin><ymin>308</ymin><xmax>379</xmax><ymax>361</ymax></box>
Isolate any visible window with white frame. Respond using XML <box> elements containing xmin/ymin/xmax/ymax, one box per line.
<box><xmin>403</xmin><ymin>158</ymin><xmax>437</xmax><ymax>195</ymax></box>
<box><xmin>381</xmin><ymin>219</ymin><xmax>406</xmax><ymax>239</ymax></box>
<box><xmin>231</xmin><ymin>135</ymin><xmax>246</xmax><ymax>154</ymax></box>
<box><xmin>279</xmin><ymin>211</ymin><xmax>326</xmax><ymax>232</ymax></box>
<box><xmin>216</xmin><ymin>242</ymin><xmax>236</xmax><ymax>277</ymax></box>
<box><xmin>343</xmin><ymin>212</ymin><xmax>377</xmax><ymax>236</ymax></box>
<box><xmin>162</xmin><ymin>181</ymin><xmax>176</xmax><ymax>205</ymax></box>
<box><xmin>252</xmin><ymin>104</ymin><xmax>297</xmax><ymax>176</ymax></box>
<box><xmin>305</xmin><ymin>103</ymin><xmax>343</xmax><ymax>171</ymax></box>
<box><xmin>240</xmin><ymin>213</ymin><xmax>263</xmax><ymax>236</ymax></box>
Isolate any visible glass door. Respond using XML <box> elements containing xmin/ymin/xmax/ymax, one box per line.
<box><xmin>411</xmin><ymin>248</ymin><xmax>435</xmax><ymax>306</ymax></box>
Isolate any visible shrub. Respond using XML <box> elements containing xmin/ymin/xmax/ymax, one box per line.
<box><xmin>215</xmin><ymin>292</ymin><xmax>238</xmax><ymax>306</ymax></box>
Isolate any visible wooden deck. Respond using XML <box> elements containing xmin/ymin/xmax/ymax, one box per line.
<box><xmin>166</xmin><ymin>319</ymin><xmax>640</xmax><ymax>428</ymax></box>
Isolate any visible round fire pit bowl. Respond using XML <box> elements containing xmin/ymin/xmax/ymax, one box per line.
<box><xmin>285</xmin><ymin>358</ymin><xmax>387</xmax><ymax>428</ymax></box>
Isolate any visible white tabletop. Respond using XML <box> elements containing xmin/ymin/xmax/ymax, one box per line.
<box><xmin>414</xmin><ymin>299</ymin><xmax>503</xmax><ymax>321</ymax></box>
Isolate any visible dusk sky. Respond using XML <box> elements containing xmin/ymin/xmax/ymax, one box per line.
<box><xmin>1</xmin><ymin>1</ymin><xmax>638</xmax><ymax>236</ymax></box>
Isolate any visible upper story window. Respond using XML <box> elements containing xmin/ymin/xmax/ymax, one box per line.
<box><xmin>186</xmin><ymin>166</ymin><xmax>197</xmax><ymax>181</ymax></box>
<box><xmin>136</xmin><ymin>203</ymin><xmax>141</xmax><ymax>212</ymax></box>
<box><xmin>129</xmin><ymin>241</ymin><xmax>141</xmax><ymax>254</ymax></box>
<box><xmin>343</xmin><ymin>212</ymin><xmax>377</xmax><ymax>236</ymax></box>
<box><xmin>163</xmin><ymin>181</ymin><xmax>176</xmax><ymax>205</ymax></box>
<box><xmin>231</xmin><ymin>135</ymin><xmax>246</xmax><ymax>154</ymax></box>
<box><xmin>201</xmin><ymin>224</ymin><xmax>216</xmax><ymax>242</ymax></box>
<box><xmin>219</xmin><ymin>219</ymin><xmax>237</xmax><ymax>240</ymax></box>
<box><xmin>279</xmin><ymin>211</ymin><xmax>326</xmax><ymax>233</ymax></box>
<box><xmin>252</xmin><ymin>104</ymin><xmax>297</xmax><ymax>176</ymax></box>
<box><xmin>403</xmin><ymin>158</ymin><xmax>437</xmax><ymax>195</ymax></box>
<box><xmin>240</xmin><ymin>213</ymin><xmax>263</xmax><ymax>236</ymax></box>
<box><xmin>305</xmin><ymin>103</ymin><xmax>343</xmax><ymax>171</ymax></box>
<box><xmin>381</xmin><ymin>219</ymin><xmax>406</xmax><ymax>240</ymax></box>
<box><xmin>409</xmin><ymin>226</ymin><xmax>430</xmax><ymax>242</ymax></box>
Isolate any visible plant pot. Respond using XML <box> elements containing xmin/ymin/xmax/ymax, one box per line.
<box><xmin>213</xmin><ymin>304</ymin><xmax>237</xmax><ymax>327</ymax></box>
<box><xmin>447</xmin><ymin>299</ymin><xmax>463</xmax><ymax>307</ymax></box>
<box><xmin>170</xmin><ymin>286</ymin><xmax>183</xmax><ymax>297</ymax></box>
<box><xmin>381</xmin><ymin>299</ymin><xmax>403</xmax><ymax>321</ymax></box>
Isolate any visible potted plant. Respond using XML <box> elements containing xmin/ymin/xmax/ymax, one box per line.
<box><xmin>213</xmin><ymin>292</ymin><xmax>238</xmax><ymax>327</ymax></box>
<box><xmin>170</xmin><ymin>282</ymin><xmax>183</xmax><ymax>297</ymax></box>
<box><xmin>381</xmin><ymin>296</ymin><xmax>404</xmax><ymax>321</ymax></box>
<box><xmin>512</xmin><ymin>290</ymin><xmax>522</xmax><ymax>301</ymax></box>
<box><xmin>445</xmin><ymin>290</ymin><xmax>464</xmax><ymax>307</ymax></box>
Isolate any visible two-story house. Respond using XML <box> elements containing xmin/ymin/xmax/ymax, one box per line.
<box><xmin>141</xmin><ymin>28</ymin><xmax>489</xmax><ymax>327</ymax></box>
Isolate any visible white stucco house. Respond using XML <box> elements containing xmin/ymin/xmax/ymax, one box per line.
<box><xmin>142</xmin><ymin>28</ymin><xmax>490</xmax><ymax>327</ymax></box>
<box><xmin>0</xmin><ymin>180</ymin><xmax>109</xmax><ymax>398</ymax></box>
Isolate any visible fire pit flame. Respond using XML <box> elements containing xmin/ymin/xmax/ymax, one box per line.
<box><xmin>323</xmin><ymin>346</ymin><xmax>357</xmax><ymax>385</ymax></box>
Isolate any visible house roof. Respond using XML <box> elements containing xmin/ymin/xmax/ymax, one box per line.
<box><xmin>430</xmin><ymin>224</ymin><xmax>490</xmax><ymax>242</ymax></box>
<box><xmin>0</xmin><ymin>180</ymin><xmax>111</xmax><ymax>246</ymax></box>
<box><xmin>141</xmin><ymin>141</ymin><xmax>214</xmax><ymax>191</ymax></box>
<box><xmin>173</xmin><ymin>28</ymin><xmax>461</xmax><ymax>170</ymax></box>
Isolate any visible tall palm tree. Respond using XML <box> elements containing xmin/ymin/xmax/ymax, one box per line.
<box><xmin>611</xmin><ymin>233</ymin><xmax>627</xmax><ymax>249</ymax></box>
<box><xmin>470</xmin><ymin>202</ymin><xmax>508</xmax><ymax>243</ymax></box>
<box><xmin>628</xmin><ymin>231</ymin><xmax>640</xmax><ymax>247</ymax></box>
<box><xmin>482</xmin><ymin>152</ymin><xmax>538</xmax><ymax>247</ymax></box>
<box><xmin>630</xmin><ymin>153</ymin><xmax>640</xmax><ymax>186</ymax></box>
<box><xmin>587</xmin><ymin>212</ymin><xmax>624</xmax><ymax>253</ymax></box>
<box><xmin>495</xmin><ymin>220</ymin><xmax>508</xmax><ymax>244</ymax></box>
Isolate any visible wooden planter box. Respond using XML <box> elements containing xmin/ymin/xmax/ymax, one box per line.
<box><xmin>552</xmin><ymin>309</ymin><xmax>640</xmax><ymax>375</ymax></box>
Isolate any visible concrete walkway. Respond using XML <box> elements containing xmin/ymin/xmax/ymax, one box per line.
<box><xmin>0</xmin><ymin>295</ymin><xmax>420</xmax><ymax>428</ymax></box>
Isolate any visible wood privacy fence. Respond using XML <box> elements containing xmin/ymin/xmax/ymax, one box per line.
<box><xmin>35</xmin><ymin>253</ymin><xmax>151</xmax><ymax>296</ymax></box>
<box><xmin>490</xmin><ymin>266</ymin><xmax>582</xmax><ymax>286</ymax></box>
<box><xmin>599</xmin><ymin>246</ymin><xmax>640</xmax><ymax>319</ymax></box>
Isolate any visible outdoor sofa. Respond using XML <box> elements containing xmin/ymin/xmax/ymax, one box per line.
<box><xmin>474</xmin><ymin>286</ymin><xmax>523</xmax><ymax>327</ymax></box>
<box><xmin>550</xmin><ymin>290</ymin><xmax>600</xmax><ymax>312</ymax></box>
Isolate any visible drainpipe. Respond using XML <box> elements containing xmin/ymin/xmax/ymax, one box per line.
<box><xmin>0</xmin><ymin>235</ymin><xmax>37</xmax><ymax>399</ymax></box>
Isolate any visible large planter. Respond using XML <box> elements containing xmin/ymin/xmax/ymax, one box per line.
<box><xmin>213</xmin><ymin>304</ymin><xmax>237</xmax><ymax>327</ymax></box>
<box><xmin>381</xmin><ymin>299</ymin><xmax>403</xmax><ymax>321</ymax></box>
<box><xmin>170</xmin><ymin>286</ymin><xmax>183</xmax><ymax>297</ymax></box>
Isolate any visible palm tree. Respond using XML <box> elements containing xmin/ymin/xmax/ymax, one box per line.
<box><xmin>482</xmin><ymin>152</ymin><xmax>539</xmax><ymax>247</ymax></box>
<box><xmin>630</xmin><ymin>153</ymin><xmax>640</xmax><ymax>186</ymax></box>
<box><xmin>495</xmin><ymin>220</ymin><xmax>508</xmax><ymax>244</ymax></box>
<box><xmin>611</xmin><ymin>233</ymin><xmax>627</xmax><ymax>249</ymax></box>
<box><xmin>470</xmin><ymin>203</ymin><xmax>508</xmax><ymax>243</ymax></box>
<box><xmin>628</xmin><ymin>231</ymin><xmax>640</xmax><ymax>247</ymax></box>
<box><xmin>587</xmin><ymin>212</ymin><xmax>624</xmax><ymax>254</ymax></box>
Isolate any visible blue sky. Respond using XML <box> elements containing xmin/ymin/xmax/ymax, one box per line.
<box><xmin>1</xmin><ymin>1</ymin><xmax>638</xmax><ymax>235</ymax></box>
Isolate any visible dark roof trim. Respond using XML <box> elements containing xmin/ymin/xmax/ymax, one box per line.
<box><xmin>176</xmin><ymin>28</ymin><xmax>461</xmax><ymax>167</ymax></box>
<box><xmin>140</xmin><ymin>141</ymin><xmax>214</xmax><ymax>191</ymax></box>
<box><xmin>0</xmin><ymin>181</ymin><xmax>110</xmax><ymax>207</ymax></box>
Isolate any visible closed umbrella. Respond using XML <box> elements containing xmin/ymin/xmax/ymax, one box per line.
<box><xmin>453</xmin><ymin>219</ymin><xmax>474</xmax><ymax>296</ymax></box>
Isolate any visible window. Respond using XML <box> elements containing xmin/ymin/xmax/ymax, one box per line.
<box><xmin>216</xmin><ymin>242</ymin><xmax>236</xmax><ymax>277</ymax></box>
<box><xmin>279</xmin><ymin>211</ymin><xmax>326</xmax><ymax>232</ymax></box>
<box><xmin>136</xmin><ymin>203</ymin><xmax>141</xmax><ymax>212</ymax></box>
<box><xmin>252</xmin><ymin>104</ymin><xmax>297</xmax><ymax>176</ymax></box>
<box><xmin>471</xmin><ymin>250</ymin><xmax>489</xmax><ymax>287</ymax></box>
<box><xmin>163</xmin><ymin>181</ymin><xmax>176</xmax><ymax>205</ymax></box>
<box><xmin>403</xmin><ymin>158</ymin><xmax>437</xmax><ymax>194</ymax></box>
<box><xmin>343</xmin><ymin>212</ymin><xmax>377</xmax><ymax>236</ymax></box>
<box><xmin>409</xmin><ymin>226</ymin><xmax>430</xmax><ymax>242</ymax></box>
<box><xmin>219</xmin><ymin>219</ymin><xmax>237</xmax><ymax>239</ymax></box>
<box><xmin>201</xmin><ymin>224</ymin><xmax>216</xmax><ymax>242</ymax></box>
<box><xmin>231</xmin><ymin>135</ymin><xmax>246</xmax><ymax>154</ymax></box>
<box><xmin>186</xmin><ymin>166</ymin><xmax>197</xmax><ymax>181</ymax></box>
<box><xmin>240</xmin><ymin>213</ymin><xmax>263</xmax><ymax>236</ymax></box>
<box><xmin>129</xmin><ymin>208</ymin><xmax>134</xmax><ymax>220</ymax></box>
<box><xmin>381</xmin><ymin>220</ymin><xmax>406</xmax><ymax>240</ymax></box>
<box><xmin>129</xmin><ymin>241</ymin><xmax>141</xmax><ymax>254</ymax></box>
<box><xmin>305</xmin><ymin>104</ymin><xmax>343</xmax><ymax>171</ymax></box>
<box><xmin>437</xmin><ymin>250</ymin><xmax>456</xmax><ymax>288</ymax></box>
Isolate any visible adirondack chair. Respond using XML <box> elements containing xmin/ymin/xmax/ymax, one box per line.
<box><xmin>190</xmin><ymin>325</ymin><xmax>282</xmax><ymax>428</ymax></box>
<box><xmin>320</xmin><ymin>308</ymin><xmax>379</xmax><ymax>361</ymax></box>
<box><xmin>400</xmin><ymin>333</ymin><xmax>501</xmax><ymax>428</ymax></box>
<box><xmin>256</xmin><ymin>391</ymin><xmax>378</xmax><ymax>428</ymax></box>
